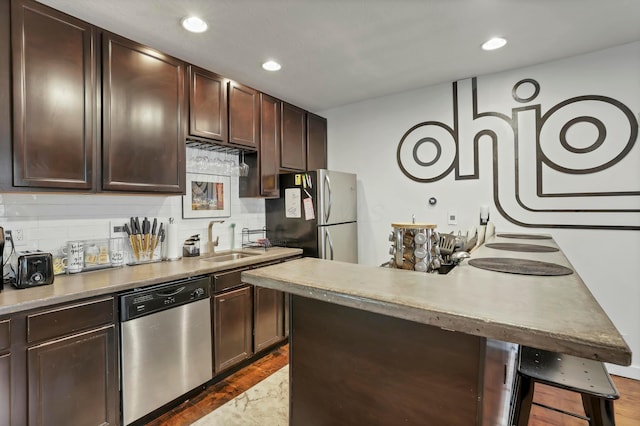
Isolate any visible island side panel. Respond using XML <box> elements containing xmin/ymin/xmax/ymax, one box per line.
<box><xmin>290</xmin><ymin>295</ymin><xmax>484</xmax><ymax>426</ymax></box>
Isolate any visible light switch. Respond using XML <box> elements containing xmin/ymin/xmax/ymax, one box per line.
<box><xmin>447</xmin><ymin>211</ymin><xmax>457</xmax><ymax>225</ymax></box>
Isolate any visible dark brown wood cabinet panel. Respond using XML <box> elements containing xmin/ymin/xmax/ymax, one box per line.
<box><xmin>102</xmin><ymin>32</ymin><xmax>185</xmax><ymax>193</ymax></box>
<box><xmin>27</xmin><ymin>325</ymin><xmax>118</xmax><ymax>426</ymax></box>
<box><xmin>213</xmin><ymin>285</ymin><xmax>253</xmax><ymax>373</ymax></box>
<box><xmin>290</xmin><ymin>295</ymin><xmax>482</xmax><ymax>425</ymax></box>
<box><xmin>228</xmin><ymin>81</ymin><xmax>259</xmax><ymax>149</ymax></box>
<box><xmin>188</xmin><ymin>65</ymin><xmax>227</xmax><ymax>142</ymax></box>
<box><xmin>11</xmin><ymin>0</ymin><xmax>96</xmax><ymax>189</ymax></box>
<box><xmin>27</xmin><ymin>297</ymin><xmax>114</xmax><ymax>344</ymax></box>
<box><xmin>0</xmin><ymin>353</ymin><xmax>10</xmax><ymax>425</ymax></box>
<box><xmin>281</xmin><ymin>102</ymin><xmax>306</xmax><ymax>171</ymax></box>
<box><xmin>0</xmin><ymin>0</ymin><xmax>13</xmax><ymax>190</ymax></box>
<box><xmin>239</xmin><ymin>93</ymin><xmax>281</xmax><ymax>198</ymax></box>
<box><xmin>253</xmin><ymin>286</ymin><xmax>284</xmax><ymax>352</ymax></box>
<box><xmin>259</xmin><ymin>94</ymin><xmax>281</xmax><ymax>197</ymax></box>
<box><xmin>306</xmin><ymin>112</ymin><xmax>328</xmax><ymax>171</ymax></box>
<box><xmin>212</xmin><ymin>268</ymin><xmax>245</xmax><ymax>293</ymax></box>
<box><xmin>0</xmin><ymin>319</ymin><xmax>9</xmax><ymax>352</ymax></box>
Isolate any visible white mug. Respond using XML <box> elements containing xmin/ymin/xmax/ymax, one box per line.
<box><xmin>67</xmin><ymin>241</ymin><xmax>84</xmax><ymax>273</ymax></box>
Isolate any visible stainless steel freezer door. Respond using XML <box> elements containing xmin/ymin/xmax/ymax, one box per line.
<box><xmin>318</xmin><ymin>222</ymin><xmax>358</xmax><ymax>263</ymax></box>
<box><xmin>317</xmin><ymin>170</ymin><xmax>357</xmax><ymax>225</ymax></box>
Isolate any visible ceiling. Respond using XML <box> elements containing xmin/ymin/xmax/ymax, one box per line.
<box><xmin>39</xmin><ymin>0</ymin><xmax>640</xmax><ymax>113</ymax></box>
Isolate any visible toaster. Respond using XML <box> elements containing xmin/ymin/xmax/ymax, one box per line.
<box><xmin>13</xmin><ymin>251</ymin><xmax>55</xmax><ymax>289</ymax></box>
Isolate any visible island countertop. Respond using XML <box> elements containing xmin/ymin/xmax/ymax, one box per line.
<box><xmin>241</xmin><ymin>235</ymin><xmax>632</xmax><ymax>366</ymax></box>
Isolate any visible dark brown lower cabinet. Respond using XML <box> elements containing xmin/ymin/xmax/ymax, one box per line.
<box><xmin>213</xmin><ymin>285</ymin><xmax>253</xmax><ymax>373</ymax></box>
<box><xmin>27</xmin><ymin>325</ymin><xmax>118</xmax><ymax>426</ymax></box>
<box><xmin>253</xmin><ymin>286</ymin><xmax>283</xmax><ymax>352</ymax></box>
<box><xmin>0</xmin><ymin>353</ymin><xmax>10</xmax><ymax>425</ymax></box>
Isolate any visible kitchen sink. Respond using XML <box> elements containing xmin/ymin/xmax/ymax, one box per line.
<box><xmin>201</xmin><ymin>252</ymin><xmax>259</xmax><ymax>263</ymax></box>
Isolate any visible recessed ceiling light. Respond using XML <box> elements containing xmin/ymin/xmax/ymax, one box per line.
<box><xmin>482</xmin><ymin>37</ymin><xmax>507</xmax><ymax>51</ymax></box>
<box><xmin>181</xmin><ymin>16</ymin><xmax>208</xmax><ymax>33</ymax></box>
<box><xmin>262</xmin><ymin>60</ymin><xmax>282</xmax><ymax>71</ymax></box>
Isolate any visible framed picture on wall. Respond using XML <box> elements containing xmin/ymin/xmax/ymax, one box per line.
<box><xmin>182</xmin><ymin>173</ymin><xmax>231</xmax><ymax>219</ymax></box>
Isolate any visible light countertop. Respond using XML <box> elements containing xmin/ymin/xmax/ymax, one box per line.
<box><xmin>0</xmin><ymin>247</ymin><xmax>302</xmax><ymax>316</ymax></box>
<box><xmin>241</xmin><ymin>236</ymin><xmax>631</xmax><ymax>366</ymax></box>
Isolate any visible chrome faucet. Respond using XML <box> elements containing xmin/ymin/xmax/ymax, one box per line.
<box><xmin>207</xmin><ymin>220</ymin><xmax>225</xmax><ymax>254</ymax></box>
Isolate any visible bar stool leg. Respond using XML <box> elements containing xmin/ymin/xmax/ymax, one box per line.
<box><xmin>511</xmin><ymin>375</ymin><xmax>535</xmax><ymax>426</ymax></box>
<box><xmin>581</xmin><ymin>395</ymin><xmax>616</xmax><ymax>426</ymax></box>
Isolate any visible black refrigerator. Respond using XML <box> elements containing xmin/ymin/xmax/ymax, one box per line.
<box><xmin>266</xmin><ymin>170</ymin><xmax>358</xmax><ymax>263</ymax></box>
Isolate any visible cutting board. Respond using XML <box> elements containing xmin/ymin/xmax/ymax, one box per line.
<box><xmin>469</xmin><ymin>258</ymin><xmax>573</xmax><ymax>276</ymax></box>
<box><xmin>496</xmin><ymin>233</ymin><xmax>552</xmax><ymax>240</ymax></box>
<box><xmin>485</xmin><ymin>243</ymin><xmax>559</xmax><ymax>253</ymax></box>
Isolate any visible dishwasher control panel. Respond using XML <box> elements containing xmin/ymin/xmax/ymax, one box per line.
<box><xmin>120</xmin><ymin>276</ymin><xmax>211</xmax><ymax>321</ymax></box>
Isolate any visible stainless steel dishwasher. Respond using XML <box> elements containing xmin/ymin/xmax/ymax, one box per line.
<box><xmin>120</xmin><ymin>276</ymin><xmax>212</xmax><ymax>425</ymax></box>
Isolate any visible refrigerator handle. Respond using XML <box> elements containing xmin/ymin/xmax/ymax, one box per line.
<box><xmin>325</xmin><ymin>229</ymin><xmax>334</xmax><ymax>260</ymax></box>
<box><xmin>324</xmin><ymin>173</ymin><xmax>332</xmax><ymax>223</ymax></box>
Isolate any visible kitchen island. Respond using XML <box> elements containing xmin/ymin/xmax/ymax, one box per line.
<box><xmin>241</xmin><ymin>235</ymin><xmax>631</xmax><ymax>425</ymax></box>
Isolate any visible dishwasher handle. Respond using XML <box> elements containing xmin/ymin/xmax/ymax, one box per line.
<box><xmin>155</xmin><ymin>286</ymin><xmax>185</xmax><ymax>297</ymax></box>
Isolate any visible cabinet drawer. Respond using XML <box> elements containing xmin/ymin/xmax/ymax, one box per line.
<box><xmin>213</xmin><ymin>268</ymin><xmax>248</xmax><ymax>293</ymax></box>
<box><xmin>0</xmin><ymin>320</ymin><xmax>10</xmax><ymax>352</ymax></box>
<box><xmin>27</xmin><ymin>297</ymin><xmax>115</xmax><ymax>344</ymax></box>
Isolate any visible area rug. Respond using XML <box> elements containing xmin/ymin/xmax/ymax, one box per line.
<box><xmin>192</xmin><ymin>365</ymin><xmax>289</xmax><ymax>425</ymax></box>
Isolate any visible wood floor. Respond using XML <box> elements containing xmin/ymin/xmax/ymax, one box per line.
<box><xmin>149</xmin><ymin>344</ymin><xmax>640</xmax><ymax>425</ymax></box>
<box><xmin>146</xmin><ymin>344</ymin><xmax>289</xmax><ymax>426</ymax></box>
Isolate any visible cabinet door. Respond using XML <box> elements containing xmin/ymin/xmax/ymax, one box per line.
<box><xmin>0</xmin><ymin>353</ymin><xmax>9</xmax><ymax>425</ymax></box>
<box><xmin>213</xmin><ymin>286</ymin><xmax>253</xmax><ymax>373</ymax></box>
<box><xmin>228</xmin><ymin>81</ymin><xmax>259</xmax><ymax>149</ymax></box>
<box><xmin>254</xmin><ymin>286</ymin><xmax>284</xmax><ymax>352</ymax></box>
<box><xmin>102</xmin><ymin>32</ymin><xmax>185</xmax><ymax>193</ymax></box>
<box><xmin>306</xmin><ymin>112</ymin><xmax>328</xmax><ymax>171</ymax></box>
<box><xmin>188</xmin><ymin>65</ymin><xmax>227</xmax><ymax>142</ymax></box>
<box><xmin>27</xmin><ymin>325</ymin><xmax>118</xmax><ymax>426</ymax></box>
<box><xmin>260</xmin><ymin>93</ymin><xmax>281</xmax><ymax>197</ymax></box>
<box><xmin>11</xmin><ymin>0</ymin><xmax>95</xmax><ymax>189</ymax></box>
<box><xmin>281</xmin><ymin>102</ymin><xmax>306</xmax><ymax>171</ymax></box>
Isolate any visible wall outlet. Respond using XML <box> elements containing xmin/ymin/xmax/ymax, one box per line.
<box><xmin>110</xmin><ymin>221</ymin><xmax>127</xmax><ymax>238</ymax></box>
<box><xmin>14</xmin><ymin>229</ymin><xmax>24</xmax><ymax>241</ymax></box>
<box><xmin>447</xmin><ymin>211</ymin><xmax>458</xmax><ymax>225</ymax></box>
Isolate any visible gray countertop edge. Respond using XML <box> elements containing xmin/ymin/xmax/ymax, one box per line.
<box><xmin>241</xmin><ymin>273</ymin><xmax>631</xmax><ymax>366</ymax></box>
<box><xmin>241</xmin><ymin>236</ymin><xmax>632</xmax><ymax>366</ymax></box>
<box><xmin>0</xmin><ymin>247</ymin><xmax>302</xmax><ymax>316</ymax></box>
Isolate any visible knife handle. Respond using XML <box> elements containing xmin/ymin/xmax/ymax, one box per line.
<box><xmin>150</xmin><ymin>235</ymin><xmax>158</xmax><ymax>254</ymax></box>
<box><xmin>129</xmin><ymin>235</ymin><xmax>139</xmax><ymax>260</ymax></box>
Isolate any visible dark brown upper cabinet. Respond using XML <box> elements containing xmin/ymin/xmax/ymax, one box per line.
<box><xmin>228</xmin><ymin>81</ymin><xmax>259</xmax><ymax>150</ymax></box>
<box><xmin>11</xmin><ymin>0</ymin><xmax>96</xmax><ymax>189</ymax></box>
<box><xmin>259</xmin><ymin>94</ymin><xmax>282</xmax><ymax>197</ymax></box>
<box><xmin>102</xmin><ymin>32</ymin><xmax>186</xmax><ymax>193</ymax></box>
<box><xmin>239</xmin><ymin>93</ymin><xmax>281</xmax><ymax>198</ymax></box>
<box><xmin>306</xmin><ymin>112</ymin><xmax>328</xmax><ymax>171</ymax></box>
<box><xmin>281</xmin><ymin>102</ymin><xmax>306</xmax><ymax>171</ymax></box>
<box><xmin>188</xmin><ymin>65</ymin><xmax>227</xmax><ymax>143</ymax></box>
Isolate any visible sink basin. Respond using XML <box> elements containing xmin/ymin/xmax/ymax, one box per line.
<box><xmin>202</xmin><ymin>252</ymin><xmax>259</xmax><ymax>263</ymax></box>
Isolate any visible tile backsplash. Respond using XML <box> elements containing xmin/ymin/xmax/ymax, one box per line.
<box><xmin>0</xmin><ymin>173</ymin><xmax>266</xmax><ymax>268</ymax></box>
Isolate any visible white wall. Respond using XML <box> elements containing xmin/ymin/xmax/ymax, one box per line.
<box><xmin>0</xmin><ymin>148</ymin><xmax>265</xmax><ymax>263</ymax></box>
<box><xmin>322</xmin><ymin>42</ymin><xmax>640</xmax><ymax>379</ymax></box>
